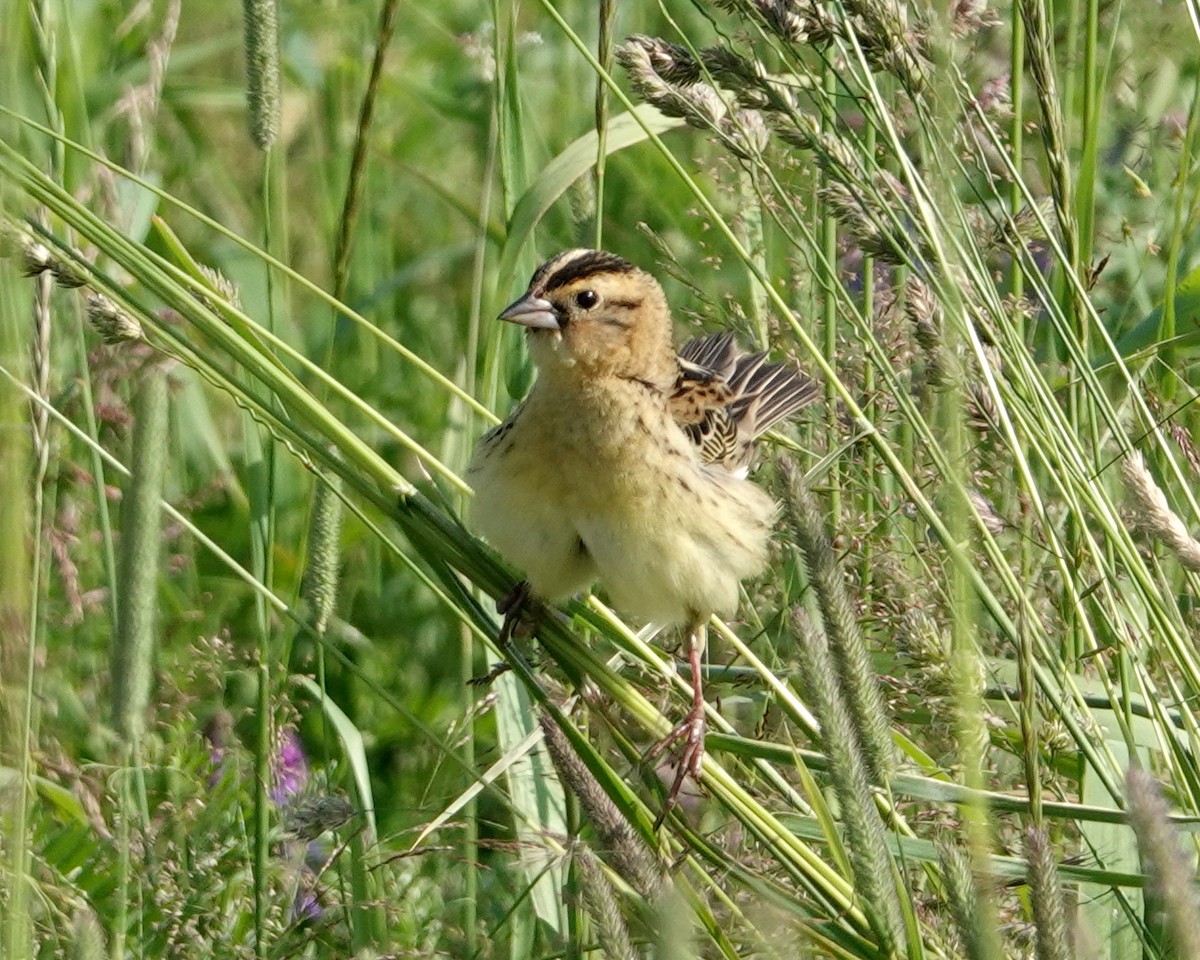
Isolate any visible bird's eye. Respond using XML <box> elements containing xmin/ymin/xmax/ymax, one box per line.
<box><xmin>575</xmin><ymin>290</ymin><xmax>599</xmax><ymax>310</ymax></box>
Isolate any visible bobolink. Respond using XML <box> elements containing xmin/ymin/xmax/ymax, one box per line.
<box><xmin>468</xmin><ymin>249</ymin><xmax>815</xmax><ymax>806</ymax></box>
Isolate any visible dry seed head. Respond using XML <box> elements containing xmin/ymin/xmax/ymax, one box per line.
<box><xmin>950</xmin><ymin>0</ymin><xmax>1002</xmax><ymax>37</ymax></box>
<box><xmin>820</xmin><ymin>182</ymin><xmax>879</xmax><ymax>242</ymax></box>
<box><xmin>537</xmin><ymin>711</ymin><xmax>665</xmax><ymax>899</ymax></box>
<box><xmin>1038</xmin><ymin>715</ymin><xmax>1072</xmax><ymax>756</ymax></box>
<box><xmin>1122</xmin><ymin>451</ymin><xmax>1200</xmax><ymax>573</ymax></box>
<box><xmin>968</xmin><ymin>489</ymin><xmax>1006</xmax><ymax>536</ymax></box>
<box><xmin>1023</xmin><ymin>827</ymin><xmax>1070</xmax><ymax>960</ymax></box>
<box><xmin>965</xmin><ymin>379</ymin><xmax>1000</xmax><ymax>435</ymax></box>
<box><xmin>197</xmin><ymin>264</ymin><xmax>243</xmax><ymax>310</ymax></box>
<box><xmin>21</xmin><ymin>241</ymin><xmax>56</xmax><ymax>279</ymax></box>
<box><xmin>905</xmin><ymin>276</ymin><xmax>942</xmax><ymax>347</ymax></box>
<box><xmin>1</xmin><ymin>218</ymin><xmax>88</xmax><ymax>287</ymax></box>
<box><xmin>760</xmin><ymin>1</ymin><xmax>823</xmax><ymax>42</ymax></box>
<box><xmin>1000</xmin><ymin>293</ymin><xmax>1038</xmax><ymax>326</ymax></box>
<box><xmin>769</xmin><ymin>112</ymin><xmax>867</xmax><ymax>182</ymax></box>
<box><xmin>629</xmin><ymin>34</ymin><xmax>701</xmax><ymax>85</ymax></box>
<box><xmin>815</xmin><ymin>125</ymin><xmax>866</xmax><ymax>181</ymax></box>
<box><xmin>770</xmin><ymin>109</ymin><xmax>820</xmax><ymax>151</ymax></box>
<box><xmin>23</xmin><ymin>243</ymin><xmax>54</xmax><ymax>277</ymax></box>
<box><xmin>842</xmin><ymin>0</ymin><xmax>930</xmax><ymax>90</ymax></box>
<box><xmin>895</xmin><ymin>610</ymin><xmax>955</xmax><ymax>693</ymax></box>
<box><xmin>820</xmin><ymin>181</ymin><xmax>907</xmax><ymax>263</ymax></box>
<box><xmin>87</xmin><ymin>293</ymin><xmax>145</xmax><ymax>344</ymax></box>
<box><xmin>0</xmin><ymin>219</ymin><xmax>53</xmax><ymax>277</ymax></box>
<box><xmin>1168</xmin><ymin>420</ymin><xmax>1200</xmax><ymax>478</ymax></box>
<box><xmin>719</xmin><ymin>109</ymin><xmax>771</xmax><ymax>159</ymax></box>
<box><xmin>617</xmin><ymin>38</ymin><xmax>728</xmax><ymax>129</ymax></box>
<box><xmin>1126</xmin><ymin>768</ymin><xmax>1200</xmax><ymax>959</ymax></box>
<box><xmin>242</xmin><ymin>0</ymin><xmax>281</xmax><ymax>149</ymax></box>
<box><xmin>1008</xmin><ymin>197</ymin><xmax>1056</xmax><ymax>246</ymax></box>
<box><xmin>573</xmin><ymin>844</ymin><xmax>638</xmax><ymax>960</ymax></box>
<box><xmin>976</xmin><ymin>73</ymin><xmax>1014</xmax><ymax>120</ymax></box>
<box><xmin>699</xmin><ymin>45</ymin><xmax>763</xmax><ymax>90</ymax></box>
<box><xmin>302</xmin><ymin>474</ymin><xmax>344</xmax><ymax>635</ymax></box>
<box><xmin>51</xmin><ymin>259</ymin><xmax>88</xmax><ymax>289</ymax></box>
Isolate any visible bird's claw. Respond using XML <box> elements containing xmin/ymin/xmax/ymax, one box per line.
<box><xmin>647</xmin><ymin>705</ymin><xmax>706</xmax><ymax>827</ymax></box>
<box><xmin>467</xmin><ymin>662</ymin><xmax>512</xmax><ymax>687</ymax></box>
<box><xmin>468</xmin><ymin>582</ymin><xmax>538</xmax><ymax>686</ymax></box>
<box><xmin>497</xmin><ymin>580</ymin><xmax>539</xmax><ymax>644</ymax></box>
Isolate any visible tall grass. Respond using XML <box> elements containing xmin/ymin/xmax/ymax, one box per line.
<box><xmin>2</xmin><ymin>0</ymin><xmax>1199</xmax><ymax>957</ymax></box>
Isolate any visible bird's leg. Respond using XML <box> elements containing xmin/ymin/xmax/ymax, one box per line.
<box><xmin>647</xmin><ymin>620</ymin><xmax>708</xmax><ymax>821</ymax></box>
<box><xmin>469</xmin><ymin>580</ymin><xmax>539</xmax><ymax>687</ymax></box>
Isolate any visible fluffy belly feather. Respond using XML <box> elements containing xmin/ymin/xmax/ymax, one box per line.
<box><xmin>467</xmin><ymin>383</ymin><xmax>776</xmax><ymax>625</ymax></box>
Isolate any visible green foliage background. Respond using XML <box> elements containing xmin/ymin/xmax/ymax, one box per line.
<box><xmin>3</xmin><ymin>0</ymin><xmax>1200</xmax><ymax>958</ymax></box>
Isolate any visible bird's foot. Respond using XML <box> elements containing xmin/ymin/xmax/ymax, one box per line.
<box><xmin>646</xmin><ymin>700</ymin><xmax>706</xmax><ymax>827</ymax></box>
<box><xmin>497</xmin><ymin>580</ymin><xmax>540</xmax><ymax>643</ymax></box>
<box><xmin>468</xmin><ymin>581</ymin><xmax>540</xmax><ymax>686</ymax></box>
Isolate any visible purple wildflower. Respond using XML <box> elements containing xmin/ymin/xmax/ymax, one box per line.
<box><xmin>271</xmin><ymin>726</ymin><xmax>310</xmax><ymax>807</ymax></box>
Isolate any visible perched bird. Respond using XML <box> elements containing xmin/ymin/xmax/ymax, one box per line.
<box><xmin>468</xmin><ymin>249</ymin><xmax>816</xmax><ymax>807</ymax></box>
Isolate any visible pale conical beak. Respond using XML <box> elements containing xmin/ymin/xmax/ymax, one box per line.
<box><xmin>499</xmin><ymin>294</ymin><xmax>560</xmax><ymax>330</ymax></box>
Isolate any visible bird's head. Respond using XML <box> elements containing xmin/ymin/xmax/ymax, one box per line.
<box><xmin>499</xmin><ymin>249</ymin><xmax>676</xmax><ymax>384</ymax></box>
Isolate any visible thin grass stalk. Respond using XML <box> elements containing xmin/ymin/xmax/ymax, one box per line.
<box><xmin>460</xmin><ymin>108</ymin><xmax>500</xmax><ymax>951</ymax></box>
<box><xmin>1075</xmin><ymin>0</ymin><xmax>1100</xmax><ymax>273</ymax></box>
<box><xmin>1017</xmin><ymin>0</ymin><xmax>1091</xmax><ymax>479</ymax></box>
<box><xmin>248</xmin><ymin>419</ymin><xmax>273</xmax><ymax>960</ymax></box>
<box><xmin>1017</xmin><ymin>612</ymin><xmax>1043</xmax><ymax>827</ymax></box>
<box><xmin>332</xmin><ymin>0</ymin><xmax>400</xmax><ymax>304</ymax></box>
<box><xmin>1008</xmin><ymin>7</ymin><xmax>1026</xmax><ymax>334</ymax></box>
<box><xmin>1159</xmin><ymin>74</ymin><xmax>1200</xmax><ymax>391</ymax></box>
<box><xmin>592</xmin><ymin>0</ymin><xmax>614</xmax><ymax>249</ymax></box>
<box><xmin>460</xmin><ymin>127</ymin><xmax>497</xmax><ymax>955</ymax></box>
<box><xmin>858</xmin><ymin>105</ymin><xmax>879</xmax><ymax>597</ymax></box>
<box><xmin>820</xmin><ymin>63</ymin><xmax>842</xmax><ymax>528</ymax></box>
<box><xmin>248</xmin><ymin>69</ymin><xmax>282</xmax><ymax>951</ymax></box>
<box><xmin>0</xmin><ymin>191</ymin><xmax>33</xmax><ymax>960</ymax></box>
<box><xmin>29</xmin><ymin>261</ymin><xmax>49</xmax><ymax>492</ymax></box>
<box><xmin>111</xmin><ymin>362</ymin><xmax>170</xmax><ymax>741</ymax></box>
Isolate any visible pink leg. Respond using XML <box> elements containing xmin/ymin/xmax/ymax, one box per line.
<box><xmin>647</xmin><ymin>622</ymin><xmax>708</xmax><ymax>822</ymax></box>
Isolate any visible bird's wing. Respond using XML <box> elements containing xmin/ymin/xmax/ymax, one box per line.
<box><xmin>476</xmin><ymin>401</ymin><xmax>523</xmax><ymax>452</ymax></box>
<box><xmin>677</xmin><ymin>331</ymin><xmax>739</xmax><ymax>377</ymax></box>
<box><xmin>725</xmin><ymin>351</ymin><xmax>819</xmax><ymax>438</ymax></box>
<box><xmin>670</xmin><ymin>332</ymin><xmax>817</xmax><ymax>469</ymax></box>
